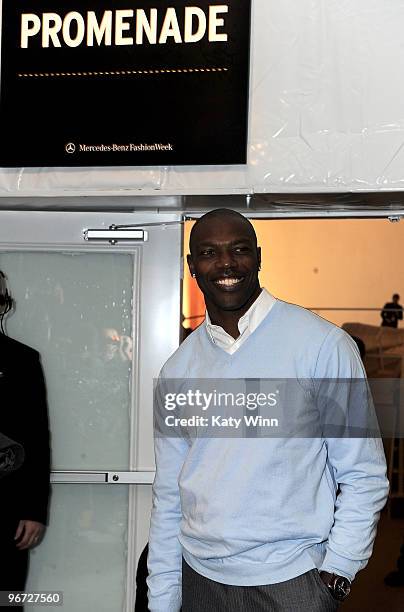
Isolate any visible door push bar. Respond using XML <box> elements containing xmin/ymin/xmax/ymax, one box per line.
<box><xmin>51</xmin><ymin>471</ymin><xmax>155</xmax><ymax>484</ymax></box>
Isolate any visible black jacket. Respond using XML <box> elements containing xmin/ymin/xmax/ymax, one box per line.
<box><xmin>0</xmin><ymin>334</ymin><xmax>50</xmax><ymax>525</ymax></box>
<box><xmin>0</xmin><ymin>432</ymin><xmax>25</xmax><ymax>477</ymax></box>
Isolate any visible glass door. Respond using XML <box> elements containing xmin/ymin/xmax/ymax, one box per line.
<box><xmin>0</xmin><ymin>210</ymin><xmax>182</xmax><ymax>612</ymax></box>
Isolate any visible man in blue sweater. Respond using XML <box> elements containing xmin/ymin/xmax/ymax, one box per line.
<box><xmin>147</xmin><ymin>209</ymin><xmax>389</xmax><ymax>611</ymax></box>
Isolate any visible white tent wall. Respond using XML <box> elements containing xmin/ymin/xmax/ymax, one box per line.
<box><xmin>1</xmin><ymin>0</ymin><xmax>404</xmax><ymax>197</ymax></box>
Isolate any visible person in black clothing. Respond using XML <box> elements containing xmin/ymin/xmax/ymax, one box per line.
<box><xmin>0</xmin><ymin>271</ymin><xmax>51</xmax><ymax>611</ymax></box>
<box><xmin>381</xmin><ymin>294</ymin><xmax>403</xmax><ymax>328</ymax></box>
<box><xmin>135</xmin><ymin>544</ymin><xmax>149</xmax><ymax>611</ymax></box>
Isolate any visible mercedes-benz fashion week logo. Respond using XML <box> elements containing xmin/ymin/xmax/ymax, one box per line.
<box><xmin>65</xmin><ymin>142</ymin><xmax>76</xmax><ymax>154</ymax></box>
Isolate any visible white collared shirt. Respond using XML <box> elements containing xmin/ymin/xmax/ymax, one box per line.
<box><xmin>205</xmin><ymin>288</ymin><xmax>276</xmax><ymax>354</ymax></box>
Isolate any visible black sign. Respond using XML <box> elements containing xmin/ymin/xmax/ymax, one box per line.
<box><xmin>0</xmin><ymin>1</ymin><xmax>251</xmax><ymax>167</ymax></box>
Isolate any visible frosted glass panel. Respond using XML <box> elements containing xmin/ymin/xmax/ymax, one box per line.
<box><xmin>26</xmin><ymin>484</ymin><xmax>128</xmax><ymax>612</ymax></box>
<box><xmin>0</xmin><ymin>252</ymin><xmax>135</xmax><ymax>469</ymax></box>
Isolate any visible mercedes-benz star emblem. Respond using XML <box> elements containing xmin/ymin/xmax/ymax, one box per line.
<box><xmin>65</xmin><ymin>142</ymin><xmax>76</xmax><ymax>154</ymax></box>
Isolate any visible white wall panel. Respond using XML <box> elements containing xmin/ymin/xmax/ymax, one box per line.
<box><xmin>1</xmin><ymin>0</ymin><xmax>404</xmax><ymax>196</ymax></box>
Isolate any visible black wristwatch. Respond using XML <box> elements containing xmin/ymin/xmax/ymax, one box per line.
<box><xmin>319</xmin><ymin>571</ymin><xmax>351</xmax><ymax>601</ymax></box>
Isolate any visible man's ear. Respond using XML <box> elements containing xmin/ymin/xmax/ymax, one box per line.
<box><xmin>257</xmin><ymin>246</ymin><xmax>262</xmax><ymax>271</ymax></box>
<box><xmin>187</xmin><ymin>254</ymin><xmax>195</xmax><ymax>278</ymax></box>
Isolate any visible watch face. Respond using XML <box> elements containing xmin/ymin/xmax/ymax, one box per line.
<box><xmin>334</xmin><ymin>576</ymin><xmax>351</xmax><ymax>600</ymax></box>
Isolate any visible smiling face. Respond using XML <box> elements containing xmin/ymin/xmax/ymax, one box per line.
<box><xmin>187</xmin><ymin>212</ymin><xmax>261</xmax><ymax>315</ymax></box>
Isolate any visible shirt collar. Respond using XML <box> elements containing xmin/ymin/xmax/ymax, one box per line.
<box><xmin>205</xmin><ymin>288</ymin><xmax>276</xmax><ymax>345</ymax></box>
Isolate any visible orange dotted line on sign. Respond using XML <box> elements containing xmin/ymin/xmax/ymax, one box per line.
<box><xmin>17</xmin><ymin>67</ymin><xmax>229</xmax><ymax>78</ymax></box>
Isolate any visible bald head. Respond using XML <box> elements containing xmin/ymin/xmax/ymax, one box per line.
<box><xmin>189</xmin><ymin>209</ymin><xmax>257</xmax><ymax>255</ymax></box>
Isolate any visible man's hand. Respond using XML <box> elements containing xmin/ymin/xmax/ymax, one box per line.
<box><xmin>14</xmin><ymin>520</ymin><xmax>45</xmax><ymax>550</ymax></box>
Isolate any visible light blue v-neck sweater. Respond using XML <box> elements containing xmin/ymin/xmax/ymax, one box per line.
<box><xmin>147</xmin><ymin>300</ymin><xmax>389</xmax><ymax>612</ymax></box>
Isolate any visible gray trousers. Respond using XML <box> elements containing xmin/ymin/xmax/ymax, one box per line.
<box><xmin>182</xmin><ymin>560</ymin><xmax>340</xmax><ymax>612</ymax></box>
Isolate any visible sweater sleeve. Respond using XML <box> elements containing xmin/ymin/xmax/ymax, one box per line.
<box><xmin>147</xmin><ymin>375</ymin><xmax>189</xmax><ymax>612</ymax></box>
<box><xmin>314</xmin><ymin>329</ymin><xmax>389</xmax><ymax>581</ymax></box>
